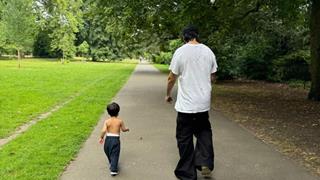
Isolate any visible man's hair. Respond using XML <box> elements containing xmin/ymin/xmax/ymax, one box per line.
<box><xmin>107</xmin><ymin>102</ymin><xmax>120</xmax><ymax>117</ymax></box>
<box><xmin>182</xmin><ymin>25</ymin><xmax>199</xmax><ymax>43</ymax></box>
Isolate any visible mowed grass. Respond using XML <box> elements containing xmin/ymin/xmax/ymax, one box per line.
<box><xmin>0</xmin><ymin>59</ymin><xmax>134</xmax><ymax>138</ymax></box>
<box><xmin>0</xmin><ymin>59</ymin><xmax>136</xmax><ymax>179</ymax></box>
<box><xmin>153</xmin><ymin>64</ymin><xmax>169</xmax><ymax>74</ymax></box>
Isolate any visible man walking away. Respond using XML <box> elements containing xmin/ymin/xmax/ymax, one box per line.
<box><xmin>166</xmin><ymin>25</ymin><xmax>218</xmax><ymax>180</ymax></box>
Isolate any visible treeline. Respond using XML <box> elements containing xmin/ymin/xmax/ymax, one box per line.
<box><xmin>0</xmin><ymin>0</ymin><xmax>319</xmax><ymax>100</ymax></box>
<box><xmin>94</xmin><ymin>0</ymin><xmax>319</xmax><ymax>100</ymax></box>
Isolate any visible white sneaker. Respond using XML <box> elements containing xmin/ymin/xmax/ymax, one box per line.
<box><xmin>110</xmin><ymin>172</ymin><xmax>118</xmax><ymax>176</ymax></box>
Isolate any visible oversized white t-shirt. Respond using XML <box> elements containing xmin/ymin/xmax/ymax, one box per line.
<box><xmin>169</xmin><ymin>43</ymin><xmax>218</xmax><ymax>113</ymax></box>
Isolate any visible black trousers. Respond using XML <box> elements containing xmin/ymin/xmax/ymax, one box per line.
<box><xmin>104</xmin><ymin>136</ymin><xmax>120</xmax><ymax>172</ymax></box>
<box><xmin>174</xmin><ymin>111</ymin><xmax>214</xmax><ymax>180</ymax></box>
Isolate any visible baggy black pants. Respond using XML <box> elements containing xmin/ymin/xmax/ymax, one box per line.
<box><xmin>174</xmin><ymin>111</ymin><xmax>214</xmax><ymax>180</ymax></box>
<box><xmin>104</xmin><ymin>136</ymin><xmax>120</xmax><ymax>172</ymax></box>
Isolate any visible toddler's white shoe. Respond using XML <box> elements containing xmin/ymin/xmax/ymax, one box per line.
<box><xmin>110</xmin><ymin>172</ymin><xmax>118</xmax><ymax>176</ymax></box>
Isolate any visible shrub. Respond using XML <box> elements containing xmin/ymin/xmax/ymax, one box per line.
<box><xmin>270</xmin><ymin>50</ymin><xmax>310</xmax><ymax>82</ymax></box>
<box><xmin>154</xmin><ymin>51</ymin><xmax>172</xmax><ymax>64</ymax></box>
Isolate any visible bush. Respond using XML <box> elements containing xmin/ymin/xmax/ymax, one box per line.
<box><xmin>169</xmin><ymin>39</ymin><xmax>183</xmax><ymax>51</ymax></box>
<box><xmin>153</xmin><ymin>51</ymin><xmax>172</xmax><ymax>64</ymax></box>
<box><xmin>33</xmin><ymin>30</ymin><xmax>62</xmax><ymax>58</ymax></box>
<box><xmin>270</xmin><ymin>50</ymin><xmax>310</xmax><ymax>82</ymax></box>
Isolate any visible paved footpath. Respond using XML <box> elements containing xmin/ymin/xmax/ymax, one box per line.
<box><xmin>60</xmin><ymin>62</ymin><xmax>319</xmax><ymax>180</ymax></box>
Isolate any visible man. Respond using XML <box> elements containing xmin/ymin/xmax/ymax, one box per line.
<box><xmin>166</xmin><ymin>25</ymin><xmax>218</xmax><ymax>180</ymax></box>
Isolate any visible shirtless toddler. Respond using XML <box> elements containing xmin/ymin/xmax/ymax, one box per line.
<box><xmin>99</xmin><ymin>102</ymin><xmax>129</xmax><ymax>176</ymax></box>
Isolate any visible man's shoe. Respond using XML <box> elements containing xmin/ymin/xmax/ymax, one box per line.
<box><xmin>110</xmin><ymin>172</ymin><xmax>118</xmax><ymax>176</ymax></box>
<box><xmin>201</xmin><ymin>166</ymin><xmax>211</xmax><ymax>178</ymax></box>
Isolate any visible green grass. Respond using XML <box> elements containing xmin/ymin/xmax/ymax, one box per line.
<box><xmin>0</xmin><ymin>59</ymin><xmax>134</xmax><ymax>138</ymax></box>
<box><xmin>0</xmin><ymin>59</ymin><xmax>136</xmax><ymax>179</ymax></box>
<box><xmin>153</xmin><ymin>64</ymin><xmax>169</xmax><ymax>73</ymax></box>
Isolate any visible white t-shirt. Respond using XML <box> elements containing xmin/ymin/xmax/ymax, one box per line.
<box><xmin>169</xmin><ymin>43</ymin><xmax>218</xmax><ymax>113</ymax></box>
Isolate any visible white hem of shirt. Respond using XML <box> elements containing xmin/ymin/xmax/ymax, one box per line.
<box><xmin>175</xmin><ymin>108</ymin><xmax>210</xmax><ymax>114</ymax></box>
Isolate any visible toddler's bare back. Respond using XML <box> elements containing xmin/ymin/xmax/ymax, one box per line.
<box><xmin>106</xmin><ymin>117</ymin><xmax>122</xmax><ymax>135</ymax></box>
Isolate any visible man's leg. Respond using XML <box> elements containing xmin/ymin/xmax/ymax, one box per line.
<box><xmin>175</xmin><ymin>112</ymin><xmax>197</xmax><ymax>180</ymax></box>
<box><xmin>194</xmin><ymin>112</ymin><xmax>214</xmax><ymax>171</ymax></box>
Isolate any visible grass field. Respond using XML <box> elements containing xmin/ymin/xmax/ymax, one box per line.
<box><xmin>0</xmin><ymin>59</ymin><xmax>136</xmax><ymax>138</ymax></box>
<box><xmin>153</xmin><ymin>64</ymin><xmax>169</xmax><ymax>74</ymax></box>
<box><xmin>0</xmin><ymin>59</ymin><xmax>136</xmax><ymax>179</ymax></box>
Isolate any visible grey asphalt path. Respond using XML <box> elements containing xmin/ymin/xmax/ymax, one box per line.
<box><xmin>60</xmin><ymin>62</ymin><xmax>319</xmax><ymax>180</ymax></box>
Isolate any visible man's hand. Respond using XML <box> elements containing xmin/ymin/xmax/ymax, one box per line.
<box><xmin>165</xmin><ymin>95</ymin><xmax>173</xmax><ymax>103</ymax></box>
<box><xmin>99</xmin><ymin>137</ymin><xmax>104</xmax><ymax>144</ymax></box>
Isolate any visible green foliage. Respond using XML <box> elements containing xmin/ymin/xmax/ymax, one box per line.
<box><xmin>154</xmin><ymin>52</ymin><xmax>172</xmax><ymax>64</ymax></box>
<box><xmin>78</xmin><ymin>1</ymin><xmax>124</xmax><ymax>61</ymax></box>
<box><xmin>1</xmin><ymin>0</ymin><xmax>37</xmax><ymax>55</ymax></box>
<box><xmin>169</xmin><ymin>39</ymin><xmax>183</xmax><ymax>51</ymax></box>
<box><xmin>45</xmin><ymin>0</ymin><xmax>84</xmax><ymax>59</ymax></box>
<box><xmin>33</xmin><ymin>29</ymin><xmax>61</xmax><ymax>58</ymax></box>
<box><xmin>150</xmin><ymin>39</ymin><xmax>182</xmax><ymax>64</ymax></box>
<box><xmin>77</xmin><ymin>41</ymin><xmax>89</xmax><ymax>57</ymax></box>
<box><xmin>271</xmin><ymin>50</ymin><xmax>311</xmax><ymax>82</ymax></box>
<box><xmin>0</xmin><ymin>22</ymin><xmax>6</xmax><ymax>53</ymax></box>
<box><xmin>94</xmin><ymin>0</ymin><xmax>312</xmax><ymax>83</ymax></box>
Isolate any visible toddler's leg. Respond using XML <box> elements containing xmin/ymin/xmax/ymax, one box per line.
<box><xmin>109</xmin><ymin>138</ymin><xmax>121</xmax><ymax>173</ymax></box>
<box><xmin>104</xmin><ymin>138</ymin><xmax>112</xmax><ymax>164</ymax></box>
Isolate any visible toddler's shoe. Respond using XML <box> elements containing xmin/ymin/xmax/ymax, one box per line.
<box><xmin>110</xmin><ymin>172</ymin><xmax>118</xmax><ymax>176</ymax></box>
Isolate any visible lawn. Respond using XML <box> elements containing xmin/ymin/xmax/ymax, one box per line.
<box><xmin>153</xmin><ymin>64</ymin><xmax>169</xmax><ymax>74</ymax></box>
<box><xmin>0</xmin><ymin>59</ymin><xmax>135</xmax><ymax>138</ymax></box>
<box><xmin>0</xmin><ymin>59</ymin><xmax>136</xmax><ymax>179</ymax></box>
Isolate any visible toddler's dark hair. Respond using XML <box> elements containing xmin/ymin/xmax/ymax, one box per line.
<box><xmin>107</xmin><ymin>102</ymin><xmax>120</xmax><ymax>117</ymax></box>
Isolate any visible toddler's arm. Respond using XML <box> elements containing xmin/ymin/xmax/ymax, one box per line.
<box><xmin>99</xmin><ymin>120</ymin><xmax>108</xmax><ymax>144</ymax></box>
<box><xmin>120</xmin><ymin>120</ymin><xmax>129</xmax><ymax>132</ymax></box>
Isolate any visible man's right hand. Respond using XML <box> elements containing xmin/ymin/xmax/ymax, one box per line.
<box><xmin>165</xmin><ymin>96</ymin><xmax>173</xmax><ymax>103</ymax></box>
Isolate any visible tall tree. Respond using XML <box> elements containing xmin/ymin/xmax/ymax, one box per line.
<box><xmin>1</xmin><ymin>0</ymin><xmax>37</xmax><ymax>66</ymax></box>
<box><xmin>44</xmin><ymin>0</ymin><xmax>83</xmax><ymax>61</ymax></box>
<box><xmin>0</xmin><ymin>1</ymin><xmax>5</xmax><ymax>50</ymax></box>
<box><xmin>0</xmin><ymin>22</ymin><xmax>5</xmax><ymax>50</ymax></box>
<box><xmin>269</xmin><ymin>0</ymin><xmax>320</xmax><ymax>100</ymax></box>
<box><xmin>308</xmin><ymin>0</ymin><xmax>320</xmax><ymax>100</ymax></box>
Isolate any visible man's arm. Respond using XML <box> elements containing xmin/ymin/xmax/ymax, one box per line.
<box><xmin>211</xmin><ymin>73</ymin><xmax>216</xmax><ymax>84</ymax></box>
<box><xmin>120</xmin><ymin>120</ymin><xmax>129</xmax><ymax>132</ymax></box>
<box><xmin>99</xmin><ymin>120</ymin><xmax>108</xmax><ymax>144</ymax></box>
<box><xmin>166</xmin><ymin>71</ymin><xmax>177</xmax><ymax>103</ymax></box>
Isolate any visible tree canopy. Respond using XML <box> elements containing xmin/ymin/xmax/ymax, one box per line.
<box><xmin>1</xmin><ymin>0</ymin><xmax>37</xmax><ymax>59</ymax></box>
<box><xmin>0</xmin><ymin>0</ymin><xmax>319</xmax><ymax>100</ymax></box>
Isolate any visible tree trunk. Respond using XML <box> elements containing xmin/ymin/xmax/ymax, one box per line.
<box><xmin>308</xmin><ymin>0</ymin><xmax>320</xmax><ymax>101</ymax></box>
<box><xmin>17</xmin><ymin>49</ymin><xmax>21</xmax><ymax>68</ymax></box>
<box><xmin>61</xmin><ymin>51</ymin><xmax>65</xmax><ymax>64</ymax></box>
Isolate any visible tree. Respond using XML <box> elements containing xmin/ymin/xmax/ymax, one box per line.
<box><xmin>2</xmin><ymin>0</ymin><xmax>37</xmax><ymax>66</ymax></box>
<box><xmin>77</xmin><ymin>41</ymin><xmax>89</xmax><ymax>59</ymax></box>
<box><xmin>308</xmin><ymin>0</ymin><xmax>320</xmax><ymax>100</ymax></box>
<box><xmin>43</xmin><ymin>0</ymin><xmax>83</xmax><ymax>62</ymax></box>
<box><xmin>0</xmin><ymin>22</ymin><xmax>5</xmax><ymax>52</ymax></box>
<box><xmin>266</xmin><ymin>0</ymin><xmax>319</xmax><ymax>100</ymax></box>
<box><xmin>0</xmin><ymin>1</ymin><xmax>5</xmax><ymax>51</ymax></box>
